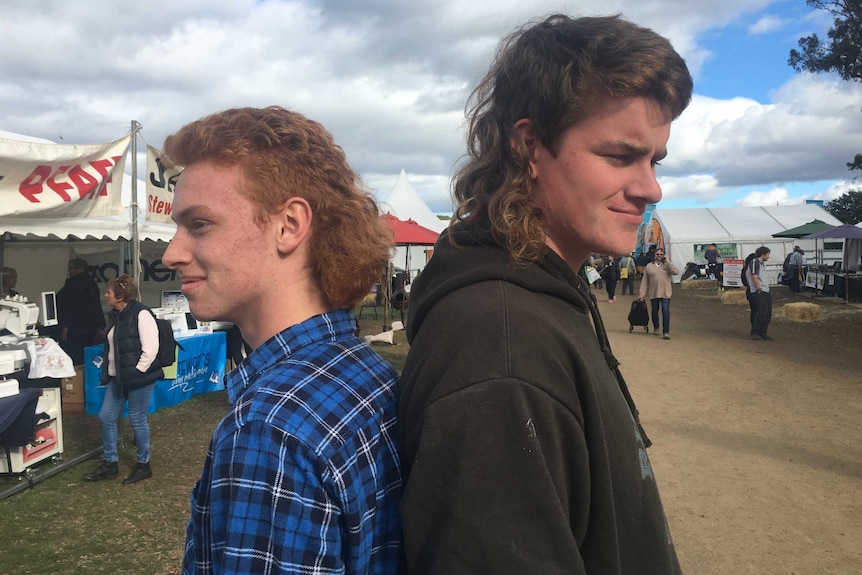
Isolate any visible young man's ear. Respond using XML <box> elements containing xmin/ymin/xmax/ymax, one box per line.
<box><xmin>274</xmin><ymin>197</ymin><xmax>313</xmax><ymax>255</ymax></box>
<box><xmin>512</xmin><ymin>118</ymin><xmax>539</xmax><ymax>180</ymax></box>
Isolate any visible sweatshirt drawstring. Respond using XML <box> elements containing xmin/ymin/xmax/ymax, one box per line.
<box><xmin>579</xmin><ymin>278</ymin><xmax>653</xmax><ymax>448</ymax></box>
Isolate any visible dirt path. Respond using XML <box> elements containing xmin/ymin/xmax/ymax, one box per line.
<box><xmin>595</xmin><ymin>282</ymin><xmax>862</xmax><ymax>574</ymax></box>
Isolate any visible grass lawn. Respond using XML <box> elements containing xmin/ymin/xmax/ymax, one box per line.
<box><xmin>0</xmin><ymin>313</ymin><xmax>409</xmax><ymax>575</ymax></box>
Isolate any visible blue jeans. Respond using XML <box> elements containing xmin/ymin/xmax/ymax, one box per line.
<box><xmin>98</xmin><ymin>377</ymin><xmax>155</xmax><ymax>464</ymax></box>
<box><xmin>650</xmin><ymin>298</ymin><xmax>671</xmax><ymax>334</ymax></box>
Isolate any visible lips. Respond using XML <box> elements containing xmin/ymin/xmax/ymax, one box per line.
<box><xmin>179</xmin><ymin>276</ymin><xmax>205</xmax><ymax>295</ymax></box>
<box><xmin>610</xmin><ymin>208</ymin><xmax>644</xmax><ymax>225</ymax></box>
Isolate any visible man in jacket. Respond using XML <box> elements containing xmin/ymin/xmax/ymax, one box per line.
<box><xmin>57</xmin><ymin>258</ymin><xmax>105</xmax><ymax>364</ymax></box>
<box><xmin>639</xmin><ymin>247</ymin><xmax>679</xmax><ymax>339</ymax></box>
<box><xmin>399</xmin><ymin>14</ymin><xmax>692</xmax><ymax>575</ymax></box>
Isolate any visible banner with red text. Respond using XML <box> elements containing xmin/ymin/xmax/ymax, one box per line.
<box><xmin>0</xmin><ymin>135</ymin><xmax>130</xmax><ymax>218</ymax></box>
<box><xmin>145</xmin><ymin>145</ymin><xmax>181</xmax><ymax>224</ymax></box>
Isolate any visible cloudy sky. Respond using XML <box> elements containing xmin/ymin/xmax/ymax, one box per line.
<box><xmin>1</xmin><ymin>0</ymin><xmax>860</xmax><ymax>214</ymax></box>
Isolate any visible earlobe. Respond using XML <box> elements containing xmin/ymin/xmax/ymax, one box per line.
<box><xmin>512</xmin><ymin>118</ymin><xmax>539</xmax><ymax>180</ymax></box>
<box><xmin>275</xmin><ymin>197</ymin><xmax>313</xmax><ymax>255</ymax></box>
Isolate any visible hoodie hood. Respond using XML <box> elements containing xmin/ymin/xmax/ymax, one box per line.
<box><xmin>405</xmin><ymin>221</ymin><xmax>592</xmax><ymax>343</ymax></box>
<box><xmin>404</xmin><ymin>219</ymin><xmax>652</xmax><ymax>447</ymax></box>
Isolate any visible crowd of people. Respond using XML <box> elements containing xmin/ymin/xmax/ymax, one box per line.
<box><xmin>587</xmin><ymin>247</ymin><xmax>680</xmax><ymax>339</ymax></box>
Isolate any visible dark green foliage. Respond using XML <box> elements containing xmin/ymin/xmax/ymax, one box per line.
<box><xmin>824</xmin><ymin>188</ymin><xmax>862</xmax><ymax>223</ymax></box>
<box><xmin>789</xmin><ymin>1</ymin><xmax>862</xmax><ymax>171</ymax></box>
<box><xmin>789</xmin><ymin>0</ymin><xmax>862</xmax><ymax>82</ymax></box>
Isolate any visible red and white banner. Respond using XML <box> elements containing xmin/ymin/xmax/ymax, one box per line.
<box><xmin>0</xmin><ymin>135</ymin><xmax>130</xmax><ymax>218</ymax></box>
<box><xmin>145</xmin><ymin>145</ymin><xmax>181</xmax><ymax>224</ymax></box>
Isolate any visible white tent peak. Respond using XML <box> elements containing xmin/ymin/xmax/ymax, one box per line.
<box><xmin>380</xmin><ymin>169</ymin><xmax>448</xmax><ymax>233</ymax></box>
<box><xmin>0</xmin><ymin>130</ymin><xmax>56</xmax><ymax>144</ymax></box>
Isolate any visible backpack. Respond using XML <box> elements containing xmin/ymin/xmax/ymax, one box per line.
<box><xmin>150</xmin><ymin>311</ymin><xmax>181</xmax><ymax>367</ymax></box>
<box><xmin>741</xmin><ymin>253</ymin><xmax>756</xmax><ymax>288</ymax></box>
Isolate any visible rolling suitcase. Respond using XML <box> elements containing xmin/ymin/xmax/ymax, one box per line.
<box><xmin>628</xmin><ymin>299</ymin><xmax>650</xmax><ymax>333</ymax></box>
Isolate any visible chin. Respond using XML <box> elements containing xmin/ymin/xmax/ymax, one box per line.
<box><xmin>599</xmin><ymin>238</ymin><xmax>637</xmax><ymax>257</ymax></box>
<box><xmin>188</xmin><ymin>305</ymin><xmax>215</xmax><ymax>323</ymax></box>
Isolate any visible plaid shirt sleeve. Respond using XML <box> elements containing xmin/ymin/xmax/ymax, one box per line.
<box><xmin>182</xmin><ymin>310</ymin><xmax>403</xmax><ymax>575</ymax></box>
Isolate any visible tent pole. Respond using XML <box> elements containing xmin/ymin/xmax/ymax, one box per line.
<box><xmin>382</xmin><ymin>261</ymin><xmax>391</xmax><ymax>333</ymax></box>
<box><xmin>130</xmin><ymin>120</ymin><xmax>142</xmax><ymax>285</ymax></box>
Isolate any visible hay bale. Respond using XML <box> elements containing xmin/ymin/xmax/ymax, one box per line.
<box><xmin>681</xmin><ymin>279</ymin><xmax>717</xmax><ymax>290</ymax></box>
<box><xmin>721</xmin><ymin>290</ymin><xmax>749</xmax><ymax>306</ymax></box>
<box><xmin>782</xmin><ymin>302</ymin><xmax>822</xmax><ymax>322</ymax></box>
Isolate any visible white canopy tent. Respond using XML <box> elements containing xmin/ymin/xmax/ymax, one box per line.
<box><xmin>643</xmin><ymin>205</ymin><xmax>845</xmax><ymax>282</ymax></box>
<box><xmin>378</xmin><ymin>170</ymin><xmax>447</xmax><ymax>280</ymax></box>
<box><xmin>379</xmin><ymin>170</ymin><xmax>448</xmax><ymax>234</ymax></box>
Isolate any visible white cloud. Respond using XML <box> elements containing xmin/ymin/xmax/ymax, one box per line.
<box><xmin>814</xmin><ymin>180</ymin><xmax>862</xmax><ymax>202</ymax></box>
<box><xmin>665</xmin><ymin>75</ymin><xmax>862</xmax><ymax>188</ymax></box>
<box><xmin>658</xmin><ymin>174</ymin><xmax>729</xmax><ymax>204</ymax></box>
<box><xmin>0</xmin><ymin>0</ymin><xmax>857</xmax><ymax>213</ymax></box>
<box><xmin>735</xmin><ymin>186</ymin><xmax>796</xmax><ymax>206</ymax></box>
<box><xmin>748</xmin><ymin>15</ymin><xmax>787</xmax><ymax>35</ymax></box>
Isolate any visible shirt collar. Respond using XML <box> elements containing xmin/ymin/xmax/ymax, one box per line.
<box><xmin>224</xmin><ymin>309</ymin><xmax>358</xmax><ymax>404</ymax></box>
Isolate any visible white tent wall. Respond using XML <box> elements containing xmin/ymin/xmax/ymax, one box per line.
<box><xmin>3</xmin><ymin>239</ymin><xmax>177</xmax><ymax>318</ymax></box>
<box><xmin>392</xmin><ymin>245</ymin><xmax>434</xmax><ymax>282</ymax></box>
<box><xmin>649</xmin><ymin>205</ymin><xmax>845</xmax><ymax>283</ymax></box>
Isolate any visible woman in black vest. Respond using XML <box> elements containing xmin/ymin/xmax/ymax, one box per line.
<box><xmin>83</xmin><ymin>274</ymin><xmax>163</xmax><ymax>484</ymax></box>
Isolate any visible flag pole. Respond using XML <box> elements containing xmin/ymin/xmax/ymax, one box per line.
<box><xmin>130</xmin><ymin>120</ymin><xmax>142</xmax><ymax>285</ymax></box>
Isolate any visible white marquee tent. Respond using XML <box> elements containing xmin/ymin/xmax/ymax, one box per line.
<box><xmin>642</xmin><ymin>204</ymin><xmax>846</xmax><ymax>282</ymax></box>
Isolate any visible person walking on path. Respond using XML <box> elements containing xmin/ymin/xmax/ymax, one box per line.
<box><xmin>619</xmin><ymin>253</ymin><xmax>637</xmax><ymax>295</ymax></box>
<box><xmin>747</xmin><ymin>246</ymin><xmax>773</xmax><ymax>340</ymax></box>
<box><xmin>600</xmin><ymin>255</ymin><xmax>621</xmax><ymax>302</ymax></box>
<box><xmin>639</xmin><ymin>247</ymin><xmax>679</xmax><ymax>339</ymax></box>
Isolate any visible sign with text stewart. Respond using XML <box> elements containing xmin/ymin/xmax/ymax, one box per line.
<box><xmin>145</xmin><ymin>145</ymin><xmax>181</xmax><ymax>224</ymax></box>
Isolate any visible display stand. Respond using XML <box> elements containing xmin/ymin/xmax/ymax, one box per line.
<box><xmin>83</xmin><ymin>331</ymin><xmax>227</xmax><ymax>415</ymax></box>
<box><xmin>0</xmin><ymin>378</ymin><xmax>64</xmax><ymax>475</ymax></box>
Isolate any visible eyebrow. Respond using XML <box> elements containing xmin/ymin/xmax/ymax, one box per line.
<box><xmin>171</xmin><ymin>205</ymin><xmax>209</xmax><ymax>225</ymax></box>
<box><xmin>607</xmin><ymin>141</ymin><xmax>668</xmax><ymax>161</ymax></box>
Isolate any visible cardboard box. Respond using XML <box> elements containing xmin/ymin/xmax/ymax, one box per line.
<box><xmin>61</xmin><ymin>365</ymin><xmax>85</xmax><ymax>414</ymax></box>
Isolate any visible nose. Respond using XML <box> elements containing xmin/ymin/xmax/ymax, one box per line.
<box><xmin>162</xmin><ymin>232</ymin><xmax>187</xmax><ymax>270</ymax></box>
<box><xmin>629</xmin><ymin>163</ymin><xmax>663</xmax><ymax>205</ymax></box>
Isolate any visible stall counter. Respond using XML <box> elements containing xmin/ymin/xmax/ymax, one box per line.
<box><xmin>83</xmin><ymin>331</ymin><xmax>227</xmax><ymax>415</ymax></box>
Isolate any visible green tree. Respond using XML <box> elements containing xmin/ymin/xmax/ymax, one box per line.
<box><xmin>789</xmin><ymin>0</ymin><xmax>862</xmax><ymax>170</ymax></box>
<box><xmin>824</xmin><ymin>189</ymin><xmax>862</xmax><ymax>224</ymax></box>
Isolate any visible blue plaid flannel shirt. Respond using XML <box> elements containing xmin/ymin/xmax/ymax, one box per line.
<box><xmin>182</xmin><ymin>310</ymin><xmax>404</xmax><ymax>574</ymax></box>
